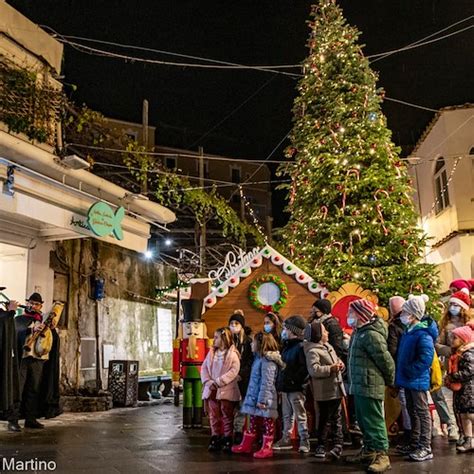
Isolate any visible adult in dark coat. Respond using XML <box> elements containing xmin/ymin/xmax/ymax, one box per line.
<box><xmin>228</xmin><ymin>311</ymin><xmax>254</xmax><ymax>442</ymax></box>
<box><xmin>38</xmin><ymin>327</ymin><xmax>62</xmax><ymax>419</ymax></box>
<box><xmin>0</xmin><ymin>299</ymin><xmax>21</xmax><ymax>431</ymax></box>
<box><xmin>387</xmin><ymin>296</ymin><xmax>406</xmax><ymax>360</ymax></box>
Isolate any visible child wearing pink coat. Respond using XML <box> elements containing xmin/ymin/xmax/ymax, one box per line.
<box><xmin>201</xmin><ymin>326</ymin><xmax>241</xmax><ymax>452</ymax></box>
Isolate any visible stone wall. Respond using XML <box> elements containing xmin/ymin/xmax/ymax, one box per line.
<box><xmin>51</xmin><ymin>238</ymin><xmax>175</xmax><ymax>392</ymax></box>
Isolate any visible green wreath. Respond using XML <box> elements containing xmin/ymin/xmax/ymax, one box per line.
<box><xmin>248</xmin><ymin>274</ymin><xmax>289</xmax><ymax>312</ymax></box>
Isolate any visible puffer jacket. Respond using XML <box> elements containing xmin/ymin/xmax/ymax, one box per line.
<box><xmin>201</xmin><ymin>345</ymin><xmax>241</xmax><ymax>401</ymax></box>
<box><xmin>395</xmin><ymin>317</ymin><xmax>438</xmax><ymax>391</ymax></box>
<box><xmin>304</xmin><ymin>341</ymin><xmax>346</xmax><ymax>401</ymax></box>
<box><xmin>348</xmin><ymin>318</ymin><xmax>395</xmax><ymax>400</ymax></box>
<box><xmin>276</xmin><ymin>338</ymin><xmax>308</xmax><ymax>392</ymax></box>
<box><xmin>241</xmin><ymin>351</ymin><xmax>285</xmax><ymax>419</ymax></box>
<box><xmin>449</xmin><ymin>343</ymin><xmax>474</xmax><ymax>414</ymax></box>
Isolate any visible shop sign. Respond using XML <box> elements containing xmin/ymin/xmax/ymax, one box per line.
<box><xmin>72</xmin><ymin>201</ymin><xmax>125</xmax><ymax>240</ymax></box>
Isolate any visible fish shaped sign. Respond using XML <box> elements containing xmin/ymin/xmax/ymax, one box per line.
<box><xmin>87</xmin><ymin>202</ymin><xmax>125</xmax><ymax>240</ymax></box>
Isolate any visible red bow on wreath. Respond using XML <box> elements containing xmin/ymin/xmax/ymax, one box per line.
<box><xmin>262</xmin><ymin>305</ymin><xmax>274</xmax><ymax>312</ymax></box>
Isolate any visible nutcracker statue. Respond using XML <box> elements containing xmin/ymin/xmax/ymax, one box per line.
<box><xmin>172</xmin><ymin>299</ymin><xmax>210</xmax><ymax>428</ymax></box>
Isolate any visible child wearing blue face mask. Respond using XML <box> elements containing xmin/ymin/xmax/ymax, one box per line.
<box><xmin>263</xmin><ymin>312</ymin><xmax>283</xmax><ymax>346</ymax></box>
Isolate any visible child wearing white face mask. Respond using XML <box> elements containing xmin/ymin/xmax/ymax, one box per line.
<box><xmin>395</xmin><ymin>295</ymin><xmax>438</xmax><ymax>462</ymax></box>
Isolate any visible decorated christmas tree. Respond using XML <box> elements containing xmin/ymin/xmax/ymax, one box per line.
<box><xmin>279</xmin><ymin>0</ymin><xmax>439</xmax><ymax>305</ymax></box>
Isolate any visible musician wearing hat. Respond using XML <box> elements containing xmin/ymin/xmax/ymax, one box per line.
<box><xmin>173</xmin><ymin>299</ymin><xmax>211</xmax><ymax>428</ymax></box>
<box><xmin>8</xmin><ymin>292</ymin><xmax>47</xmax><ymax>431</ymax></box>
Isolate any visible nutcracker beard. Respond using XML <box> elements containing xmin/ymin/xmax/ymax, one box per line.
<box><xmin>186</xmin><ymin>336</ymin><xmax>198</xmax><ymax>359</ymax></box>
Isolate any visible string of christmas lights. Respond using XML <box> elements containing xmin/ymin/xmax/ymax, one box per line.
<box><xmin>238</xmin><ymin>185</ymin><xmax>268</xmax><ymax>243</ymax></box>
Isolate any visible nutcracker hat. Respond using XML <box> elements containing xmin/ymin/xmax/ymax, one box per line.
<box><xmin>27</xmin><ymin>292</ymin><xmax>44</xmax><ymax>304</ymax></box>
<box><xmin>181</xmin><ymin>299</ymin><xmax>204</xmax><ymax>322</ymax></box>
<box><xmin>449</xmin><ymin>288</ymin><xmax>471</xmax><ymax>311</ymax></box>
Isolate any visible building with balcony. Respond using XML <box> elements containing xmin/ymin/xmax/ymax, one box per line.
<box><xmin>0</xmin><ymin>1</ymin><xmax>176</xmax><ymax>391</ymax></box>
<box><xmin>410</xmin><ymin>104</ymin><xmax>474</xmax><ymax>292</ymax></box>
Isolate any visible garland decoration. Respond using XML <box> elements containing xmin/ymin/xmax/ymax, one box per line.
<box><xmin>248</xmin><ymin>273</ymin><xmax>289</xmax><ymax>312</ymax></box>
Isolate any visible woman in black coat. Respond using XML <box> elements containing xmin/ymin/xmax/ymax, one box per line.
<box><xmin>228</xmin><ymin>311</ymin><xmax>253</xmax><ymax>443</ymax></box>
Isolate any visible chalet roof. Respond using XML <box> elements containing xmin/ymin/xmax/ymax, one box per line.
<box><xmin>203</xmin><ymin>244</ymin><xmax>326</xmax><ymax>309</ymax></box>
<box><xmin>411</xmin><ymin>103</ymin><xmax>474</xmax><ymax>156</ymax></box>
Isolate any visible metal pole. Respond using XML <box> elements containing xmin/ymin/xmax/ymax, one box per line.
<box><xmin>141</xmin><ymin>99</ymin><xmax>149</xmax><ymax>195</ymax></box>
<box><xmin>95</xmin><ymin>299</ymin><xmax>102</xmax><ymax>391</ymax></box>
<box><xmin>198</xmin><ymin>146</ymin><xmax>206</xmax><ymax>275</ymax></box>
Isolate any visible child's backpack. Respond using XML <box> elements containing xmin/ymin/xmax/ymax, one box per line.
<box><xmin>430</xmin><ymin>352</ymin><xmax>443</xmax><ymax>392</ymax></box>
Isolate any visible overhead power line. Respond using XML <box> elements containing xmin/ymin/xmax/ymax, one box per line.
<box><xmin>369</xmin><ymin>15</ymin><xmax>474</xmax><ymax>64</ymax></box>
<box><xmin>66</xmin><ymin>143</ymin><xmax>290</xmax><ymax>165</ymax></box>
<box><xmin>36</xmin><ymin>16</ymin><xmax>473</xmax><ymax>74</ymax></box>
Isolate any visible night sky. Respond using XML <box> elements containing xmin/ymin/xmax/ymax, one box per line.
<box><xmin>8</xmin><ymin>0</ymin><xmax>474</xmax><ymax>225</ymax></box>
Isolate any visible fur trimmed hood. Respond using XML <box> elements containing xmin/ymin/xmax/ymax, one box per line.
<box><xmin>265</xmin><ymin>351</ymin><xmax>286</xmax><ymax>368</ymax></box>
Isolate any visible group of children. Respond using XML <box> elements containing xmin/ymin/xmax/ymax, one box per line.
<box><xmin>199</xmin><ymin>291</ymin><xmax>474</xmax><ymax>472</ymax></box>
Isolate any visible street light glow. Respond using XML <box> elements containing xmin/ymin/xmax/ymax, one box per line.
<box><xmin>144</xmin><ymin>250</ymin><xmax>153</xmax><ymax>259</ymax></box>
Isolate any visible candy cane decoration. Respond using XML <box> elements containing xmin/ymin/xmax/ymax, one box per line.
<box><xmin>330</xmin><ymin>241</ymin><xmax>344</xmax><ymax>252</ymax></box>
<box><xmin>320</xmin><ymin>205</ymin><xmax>328</xmax><ymax>220</ymax></box>
<box><xmin>349</xmin><ymin>229</ymin><xmax>362</xmax><ymax>256</ymax></box>
<box><xmin>374</xmin><ymin>189</ymin><xmax>390</xmax><ymax>235</ymax></box>
<box><xmin>341</xmin><ymin>169</ymin><xmax>360</xmax><ymax>211</ymax></box>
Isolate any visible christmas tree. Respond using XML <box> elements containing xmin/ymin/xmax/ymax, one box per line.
<box><xmin>279</xmin><ymin>0</ymin><xmax>439</xmax><ymax>305</ymax></box>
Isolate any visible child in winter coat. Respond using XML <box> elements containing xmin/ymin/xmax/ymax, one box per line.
<box><xmin>201</xmin><ymin>327</ymin><xmax>241</xmax><ymax>453</ymax></box>
<box><xmin>274</xmin><ymin>315</ymin><xmax>310</xmax><ymax>453</ymax></box>
<box><xmin>346</xmin><ymin>298</ymin><xmax>395</xmax><ymax>473</ymax></box>
<box><xmin>232</xmin><ymin>332</ymin><xmax>284</xmax><ymax>459</ymax></box>
<box><xmin>445</xmin><ymin>324</ymin><xmax>474</xmax><ymax>453</ymax></box>
<box><xmin>395</xmin><ymin>295</ymin><xmax>438</xmax><ymax>462</ymax></box>
<box><xmin>228</xmin><ymin>311</ymin><xmax>253</xmax><ymax>443</ymax></box>
<box><xmin>304</xmin><ymin>320</ymin><xmax>346</xmax><ymax>460</ymax></box>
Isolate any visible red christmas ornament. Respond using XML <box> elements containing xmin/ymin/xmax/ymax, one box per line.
<box><xmin>230</xmin><ymin>278</ymin><xmax>236</xmax><ymax>284</ymax></box>
<box><xmin>274</xmin><ymin>256</ymin><xmax>280</xmax><ymax>262</ymax></box>
<box><xmin>298</xmin><ymin>275</ymin><xmax>305</xmax><ymax>281</ymax></box>
<box><xmin>206</xmin><ymin>298</ymin><xmax>212</xmax><ymax>304</ymax></box>
<box><xmin>252</xmin><ymin>259</ymin><xmax>259</xmax><ymax>264</ymax></box>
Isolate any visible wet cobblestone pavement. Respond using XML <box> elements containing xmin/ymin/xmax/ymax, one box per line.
<box><xmin>0</xmin><ymin>401</ymin><xmax>472</xmax><ymax>473</ymax></box>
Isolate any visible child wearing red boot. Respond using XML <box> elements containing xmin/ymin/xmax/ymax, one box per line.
<box><xmin>232</xmin><ymin>332</ymin><xmax>284</xmax><ymax>459</ymax></box>
<box><xmin>201</xmin><ymin>327</ymin><xmax>241</xmax><ymax>452</ymax></box>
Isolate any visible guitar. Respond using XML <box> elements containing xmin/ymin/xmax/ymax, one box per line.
<box><xmin>23</xmin><ymin>302</ymin><xmax>64</xmax><ymax>358</ymax></box>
